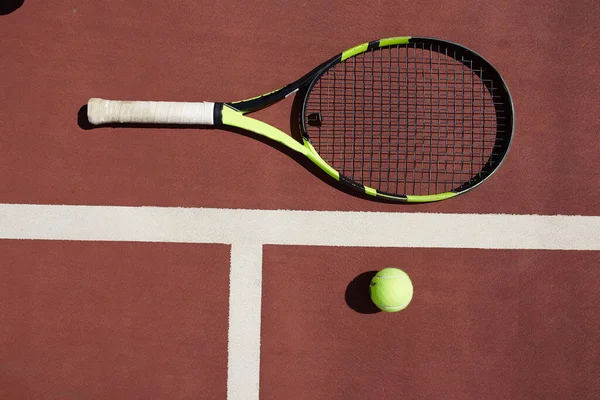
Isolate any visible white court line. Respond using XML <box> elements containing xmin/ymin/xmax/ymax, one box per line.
<box><xmin>1</xmin><ymin>203</ymin><xmax>600</xmax><ymax>400</ymax></box>
<box><xmin>1</xmin><ymin>204</ymin><xmax>599</xmax><ymax>250</ymax></box>
<box><xmin>228</xmin><ymin>243</ymin><xmax>262</xmax><ymax>400</ymax></box>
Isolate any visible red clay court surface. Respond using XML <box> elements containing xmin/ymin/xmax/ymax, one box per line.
<box><xmin>1</xmin><ymin>1</ymin><xmax>600</xmax><ymax>399</ymax></box>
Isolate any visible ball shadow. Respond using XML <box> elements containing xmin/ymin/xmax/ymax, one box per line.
<box><xmin>0</xmin><ymin>0</ymin><xmax>24</xmax><ymax>15</ymax></box>
<box><xmin>344</xmin><ymin>270</ymin><xmax>381</xmax><ymax>314</ymax></box>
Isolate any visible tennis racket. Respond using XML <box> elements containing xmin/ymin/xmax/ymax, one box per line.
<box><xmin>87</xmin><ymin>36</ymin><xmax>514</xmax><ymax>203</ymax></box>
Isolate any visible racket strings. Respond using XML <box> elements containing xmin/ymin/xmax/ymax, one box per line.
<box><xmin>304</xmin><ymin>42</ymin><xmax>507</xmax><ymax>196</ymax></box>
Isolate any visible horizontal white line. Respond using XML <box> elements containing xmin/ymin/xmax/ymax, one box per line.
<box><xmin>0</xmin><ymin>203</ymin><xmax>598</xmax><ymax>250</ymax></box>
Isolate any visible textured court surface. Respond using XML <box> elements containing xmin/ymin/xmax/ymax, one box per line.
<box><xmin>1</xmin><ymin>1</ymin><xmax>600</xmax><ymax>399</ymax></box>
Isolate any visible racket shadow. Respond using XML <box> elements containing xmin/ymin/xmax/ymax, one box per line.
<box><xmin>78</xmin><ymin>103</ymin><xmax>413</xmax><ymax>204</ymax></box>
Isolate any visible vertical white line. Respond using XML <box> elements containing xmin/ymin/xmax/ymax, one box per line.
<box><xmin>227</xmin><ymin>242</ymin><xmax>263</xmax><ymax>400</ymax></box>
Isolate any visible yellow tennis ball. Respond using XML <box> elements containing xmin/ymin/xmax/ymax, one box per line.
<box><xmin>369</xmin><ymin>268</ymin><xmax>413</xmax><ymax>312</ymax></box>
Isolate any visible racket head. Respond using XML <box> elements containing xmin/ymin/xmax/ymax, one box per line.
<box><xmin>299</xmin><ymin>37</ymin><xmax>514</xmax><ymax>203</ymax></box>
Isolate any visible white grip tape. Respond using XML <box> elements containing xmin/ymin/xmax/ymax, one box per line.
<box><xmin>87</xmin><ymin>98</ymin><xmax>215</xmax><ymax>125</ymax></box>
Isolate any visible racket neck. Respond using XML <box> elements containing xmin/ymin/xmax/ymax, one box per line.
<box><xmin>226</xmin><ymin>57</ymin><xmax>337</xmax><ymax>114</ymax></box>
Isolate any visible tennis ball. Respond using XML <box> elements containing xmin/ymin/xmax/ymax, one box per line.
<box><xmin>369</xmin><ymin>268</ymin><xmax>413</xmax><ymax>312</ymax></box>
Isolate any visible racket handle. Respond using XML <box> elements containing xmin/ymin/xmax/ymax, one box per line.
<box><xmin>87</xmin><ymin>98</ymin><xmax>216</xmax><ymax>125</ymax></box>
